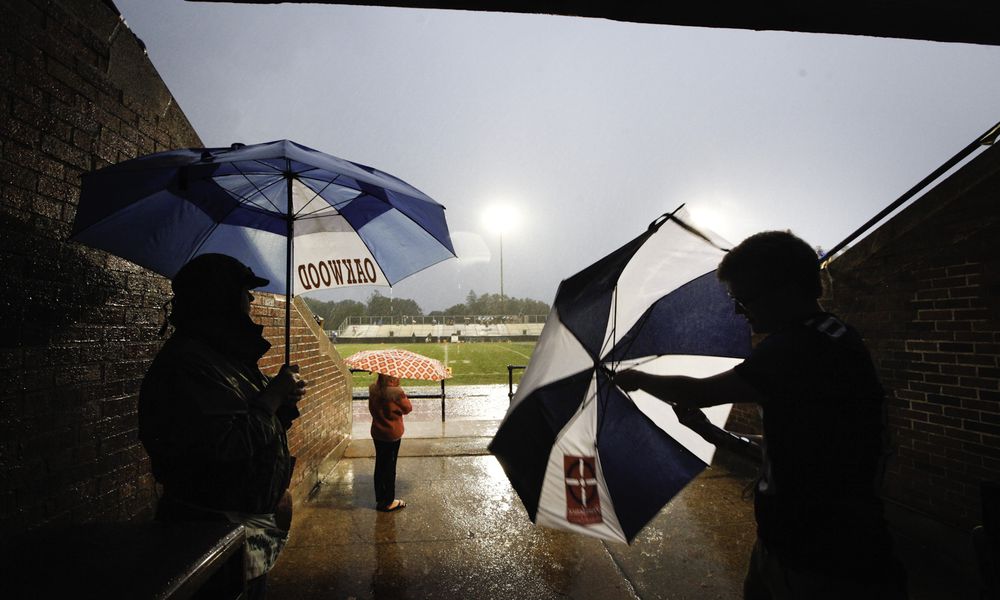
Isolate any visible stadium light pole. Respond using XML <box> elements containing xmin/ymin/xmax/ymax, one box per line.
<box><xmin>482</xmin><ymin>204</ymin><xmax>520</xmax><ymax>315</ymax></box>
<box><xmin>499</xmin><ymin>227</ymin><xmax>504</xmax><ymax>304</ymax></box>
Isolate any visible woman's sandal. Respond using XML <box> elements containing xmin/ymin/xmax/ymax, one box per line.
<box><xmin>377</xmin><ymin>499</ymin><xmax>406</xmax><ymax>512</ymax></box>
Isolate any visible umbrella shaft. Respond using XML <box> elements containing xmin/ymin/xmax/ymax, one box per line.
<box><xmin>285</xmin><ymin>170</ymin><xmax>294</xmax><ymax>366</ymax></box>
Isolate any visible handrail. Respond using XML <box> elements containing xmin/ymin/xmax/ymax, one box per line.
<box><xmin>507</xmin><ymin>364</ymin><xmax>527</xmax><ymax>400</ymax></box>
<box><xmin>821</xmin><ymin>120</ymin><xmax>1000</xmax><ymax>267</ymax></box>
<box><xmin>349</xmin><ymin>369</ymin><xmax>448</xmax><ymax>422</ymax></box>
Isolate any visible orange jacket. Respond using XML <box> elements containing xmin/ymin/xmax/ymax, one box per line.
<box><xmin>368</xmin><ymin>384</ymin><xmax>412</xmax><ymax>442</ymax></box>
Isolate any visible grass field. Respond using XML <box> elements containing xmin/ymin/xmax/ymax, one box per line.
<box><xmin>336</xmin><ymin>341</ymin><xmax>536</xmax><ymax>387</ymax></box>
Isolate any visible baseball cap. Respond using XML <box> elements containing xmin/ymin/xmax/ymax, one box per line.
<box><xmin>172</xmin><ymin>253</ymin><xmax>269</xmax><ymax>297</ymax></box>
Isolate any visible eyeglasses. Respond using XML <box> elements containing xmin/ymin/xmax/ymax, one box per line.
<box><xmin>729</xmin><ymin>291</ymin><xmax>761</xmax><ymax>314</ymax></box>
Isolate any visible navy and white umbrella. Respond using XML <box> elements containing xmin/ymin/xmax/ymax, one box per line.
<box><xmin>71</xmin><ymin>139</ymin><xmax>456</xmax><ymax>362</ymax></box>
<box><xmin>489</xmin><ymin>208</ymin><xmax>751</xmax><ymax>543</ymax></box>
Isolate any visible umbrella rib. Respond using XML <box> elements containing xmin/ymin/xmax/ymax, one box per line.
<box><xmin>609</xmin><ymin>302</ymin><xmax>658</xmax><ymax>368</ymax></box>
<box><xmin>293</xmin><ymin>175</ymin><xmax>349</xmax><ymax>218</ymax></box>
<box><xmin>185</xmin><ymin>164</ymin><xmax>284</xmax><ymax>258</ymax></box>
<box><xmin>595</xmin><ymin>284</ymin><xmax>622</xmax><ymax>443</ymax></box>
<box><xmin>230</xmin><ymin>161</ymin><xmax>285</xmax><ymax>214</ymax></box>
<box><xmin>184</xmin><ymin>216</ymin><xmax>227</xmax><ymax>263</ymax></box>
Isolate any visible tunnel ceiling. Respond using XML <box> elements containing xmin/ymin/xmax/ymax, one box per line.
<box><xmin>186</xmin><ymin>1</ymin><xmax>1000</xmax><ymax>47</ymax></box>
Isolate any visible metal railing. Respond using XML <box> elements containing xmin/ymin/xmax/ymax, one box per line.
<box><xmin>337</xmin><ymin>314</ymin><xmax>547</xmax><ymax>333</ymax></box>
<box><xmin>507</xmin><ymin>364</ymin><xmax>526</xmax><ymax>400</ymax></box>
<box><xmin>351</xmin><ymin>364</ymin><xmax>529</xmax><ymax>421</ymax></box>
<box><xmin>350</xmin><ymin>369</ymin><xmax>448</xmax><ymax>422</ymax></box>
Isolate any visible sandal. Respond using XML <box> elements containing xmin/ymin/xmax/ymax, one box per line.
<box><xmin>377</xmin><ymin>499</ymin><xmax>406</xmax><ymax>512</ymax></box>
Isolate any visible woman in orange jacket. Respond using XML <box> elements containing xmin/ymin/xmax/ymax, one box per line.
<box><xmin>368</xmin><ymin>373</ymin><xmax>412</xmax><ymax>512</ymax></box>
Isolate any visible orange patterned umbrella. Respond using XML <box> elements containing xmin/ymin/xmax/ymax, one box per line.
<box><xmin>344</xmin><ymin>349</ymin><xmax>452</xmax><ymax>381</ymax></box>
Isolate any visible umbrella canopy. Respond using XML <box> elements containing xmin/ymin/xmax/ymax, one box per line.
<box><xmin>344</xmin><ymin>349</ymin><xmax>451</xmax><ymax>381</ymax></box>
<box><xmin>488</xmin><ymin>207</ymin><xmax>752</xmax><ymax>543</ymax></box>
<box><xmin>71</xmin><ymin>140</ymin><xmax>456</xmax><ymax>362</ymax></box>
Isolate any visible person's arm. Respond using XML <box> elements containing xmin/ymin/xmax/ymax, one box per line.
<box><xmin>614</xmin><ymin>368</ymin><xmax>765</xmax><ymax>408</ymax></box>
<box><xmin>615</xmin><ymin>368</ymin><xmax>764</xmax><ymax>461</ymax></box>
<box><xmin>388</xmin><ymin>387</ymin><xmax>412</xmax><ymax>415</ymax></box>
<box><xmin>672</xmin><ymin>405</ymin><xmax>762</xmax><ymax>461</ymax></box>
<box><xmin>151</xmin><ymin>364</ymin><xmax>305</xmax><ymax>462</ymax></box>
<box><xmin>264</xmin><ymin>365</ymin><xmax>307</xmax><ymax>430</ymax></box>
<box><xmin>256</xmin><ymin>364</ymin><xmax>307</xmax><ymax>415</ymax></box>
<box><xmin>143</xmin><ymin>372</ymin><xmax>280</xmax><ymax>463</ymax></box>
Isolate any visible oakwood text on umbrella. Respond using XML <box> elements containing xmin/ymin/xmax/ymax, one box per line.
<box><xmin>298</xmin><ymin>257</ymin><xmax>380</xmax><ymax>290</ymax></box>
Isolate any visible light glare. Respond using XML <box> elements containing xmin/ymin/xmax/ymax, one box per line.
<box><xmin>481</xmin><ymin>204</ymin><xmax>521</xmax><ymax>235</ymax></box>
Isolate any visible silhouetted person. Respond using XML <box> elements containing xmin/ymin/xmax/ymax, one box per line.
<box><xmin>139</xmin><ymin>253</ymin><xmax>306</xmax><ymax>599</ymax></box>
<box><xmin>617</xmin><ymin>231</ymin><xmax>907</xmax><ymax>599</ymax></box>
<box><xmin>368</xmin><ymin>373</ymin><xmax>411</xmax><ymax>512</ymax></box>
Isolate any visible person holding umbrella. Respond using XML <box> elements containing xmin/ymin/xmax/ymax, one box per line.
<box><xmin>138</xmin><ymin>253</ymin><xmax>307</xmax><ymax>599</ymax></box>
<box><xmin>368</xmin><ymin>373</ymin><xmax>412</xmax><ymax>512</ymax></box>
<box><xmin>617</xmin><ymin>231</ymin><xmax>907</xmax><ymax>600</ymax></box>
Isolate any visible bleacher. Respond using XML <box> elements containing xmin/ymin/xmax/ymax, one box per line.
<box><xmin>332</xmin><ymin>316</ymin><xmax>546</xmax><ymax>343</ymax></box>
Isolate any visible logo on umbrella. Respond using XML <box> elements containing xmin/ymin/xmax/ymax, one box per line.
<box><xmin>564</xmin><ymin>455</ymin><xmax>602</xmax><ymax>525</ymax></box>
<box><xmin>298</xmin><ymin>258</ymin><xmax>380</xmax><ymax>289</ymax></box>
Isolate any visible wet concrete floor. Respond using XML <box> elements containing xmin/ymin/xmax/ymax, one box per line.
<box><xmin>268</xmin><ymin>387</ymin><xmax>981</xmax><ymax>599</ymax></box>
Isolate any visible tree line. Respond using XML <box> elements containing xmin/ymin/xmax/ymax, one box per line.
<box><xmin>304</xmin><ymin>290</ymin><xmax>550</xmax><ymax>330</ymax></box>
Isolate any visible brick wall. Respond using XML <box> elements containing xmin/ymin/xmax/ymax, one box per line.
<box><xmin>256</xmin><ymin>296</ymin><xmax>352</xmax><ymax>496</ymax></box>
<box><xmin>0</xmin><ymin>0</ymin><xmax>352</xmax><ymax>537</ymax></box>
<box><xmin>726</xmin><ymin>145</ymin><xmax>1000</xmax><ymax>528</ymax></box>
<box><xmin>824</xmin><ymin>144</ymin><xmax>1000</xmax><ymax>528</ymax></box>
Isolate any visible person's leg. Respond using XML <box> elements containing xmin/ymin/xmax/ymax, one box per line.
<box><xmin>753</xmin><ymin>545</ymin><xmax>909</xmax><ymax>600</ymax></box>
<box><xmin>743</xmin><ymin>539</ymin><xmax>774</xmax><ymax>600</ymax></box>
<box><xmin>780</xmin><ymin>563</ymin><xmax>909</xmax><ymax>600</ymax></box>
<box><xmin>246</xmin><ymin>574</ymin><xmax>267</xmax><ymax>600</ymax></box>
<box><xmin>387</xmin><ymin>438</ymin><xmax>400</xmax><ymax>502</ymax></box>
<box><xmin>373</xmin><ymin>439</ymin><xmax>391</xmax><ymax>509</ymax></box>
<box><xmin>374</xmin><ymin>439</ymin><xmax>404</xmax><ymax>510</ymax></box>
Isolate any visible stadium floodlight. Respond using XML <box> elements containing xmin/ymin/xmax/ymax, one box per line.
<box><xmin>481</xmin><ymin>204</ymin><xmax>521</xmax><ymax>311</ymax></box>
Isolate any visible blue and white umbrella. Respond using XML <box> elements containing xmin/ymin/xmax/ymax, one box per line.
<box><xmin>71</xmin><ymin>139</ymin><xmax>456</xmax><ymax>361</ymax></box>
<box><xmin>489</xmin><ymin>207</ymin><xmax>751</xmax><ymax>543</ymax></box>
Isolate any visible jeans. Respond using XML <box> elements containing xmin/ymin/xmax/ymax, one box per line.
<box><xmin>373</xmin><ymin>438</ymin><xmax>401</xmax><ymax>509</ymax></box>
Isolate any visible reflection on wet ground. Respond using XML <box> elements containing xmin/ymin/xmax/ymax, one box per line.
<box><xmin>272</xmin><ymin>385</ymin><xmax>757</xmax><ymax>599</ymax></box>
<box><xmin>270</xmin><ymin>385</ymin><xmax>978</xmax><ymax>599</ymax></box>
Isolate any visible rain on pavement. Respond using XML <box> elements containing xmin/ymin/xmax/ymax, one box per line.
<box><xmin>268</xmin><ymin>385</ymin><xmax>760</xmax><ymax>599</ymax></box>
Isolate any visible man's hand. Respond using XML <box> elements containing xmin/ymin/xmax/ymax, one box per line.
<box><xmin>614</xmin><ymin>369</ymin><xmax>647</xmax><ymax>392</ymax></box>
<box><xmin>673</xmin><ymin>405</ymin><xmax>709</xmax><ymax>428</ymax></box>
<box><xmin>276</xmin><ymin>364</ymin><xmax>307</xmax><ymax>405</ymax></box>
<box><xmin>258</xmin><ymin>364</ymin><xmax>307</xmax><ymax>414</ymax></box>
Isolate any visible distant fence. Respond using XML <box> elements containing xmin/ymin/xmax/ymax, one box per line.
<box><xmin>333</xmin><ymin>315</ymin><xmax>546</xmax><ymax>343</ymax></box>
<box><xmin>337</xmin><ymin>314</ymin><xmax>546</xmax><ymax>330</ymax></box>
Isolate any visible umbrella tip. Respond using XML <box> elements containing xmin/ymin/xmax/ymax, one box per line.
<box><xmin>649</xmin><ymin>213</ymin><xmax>670</xmax><ymax>231</ymax></box>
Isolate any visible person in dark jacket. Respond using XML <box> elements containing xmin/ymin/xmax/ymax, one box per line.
<box><xmin>617</xmin><ymin>231</ymin><xmax>907</xmax><ymax>600</ymax></box>
<box><xmin>139</xmin><ymin>253</ymin><xmax>306</xmax><ymax>599</ymax></box>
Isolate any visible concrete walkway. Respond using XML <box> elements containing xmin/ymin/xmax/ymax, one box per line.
<box><xmin>268</xmin><ymin>394</ymin><xmax>982</xmax><ymax>599</ymax></box>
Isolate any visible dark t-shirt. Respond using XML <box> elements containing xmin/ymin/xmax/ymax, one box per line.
<box><xmin>735</xmin><ymin>313</ymin><xmax>894</xmax><ymax>575</ymax></box>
